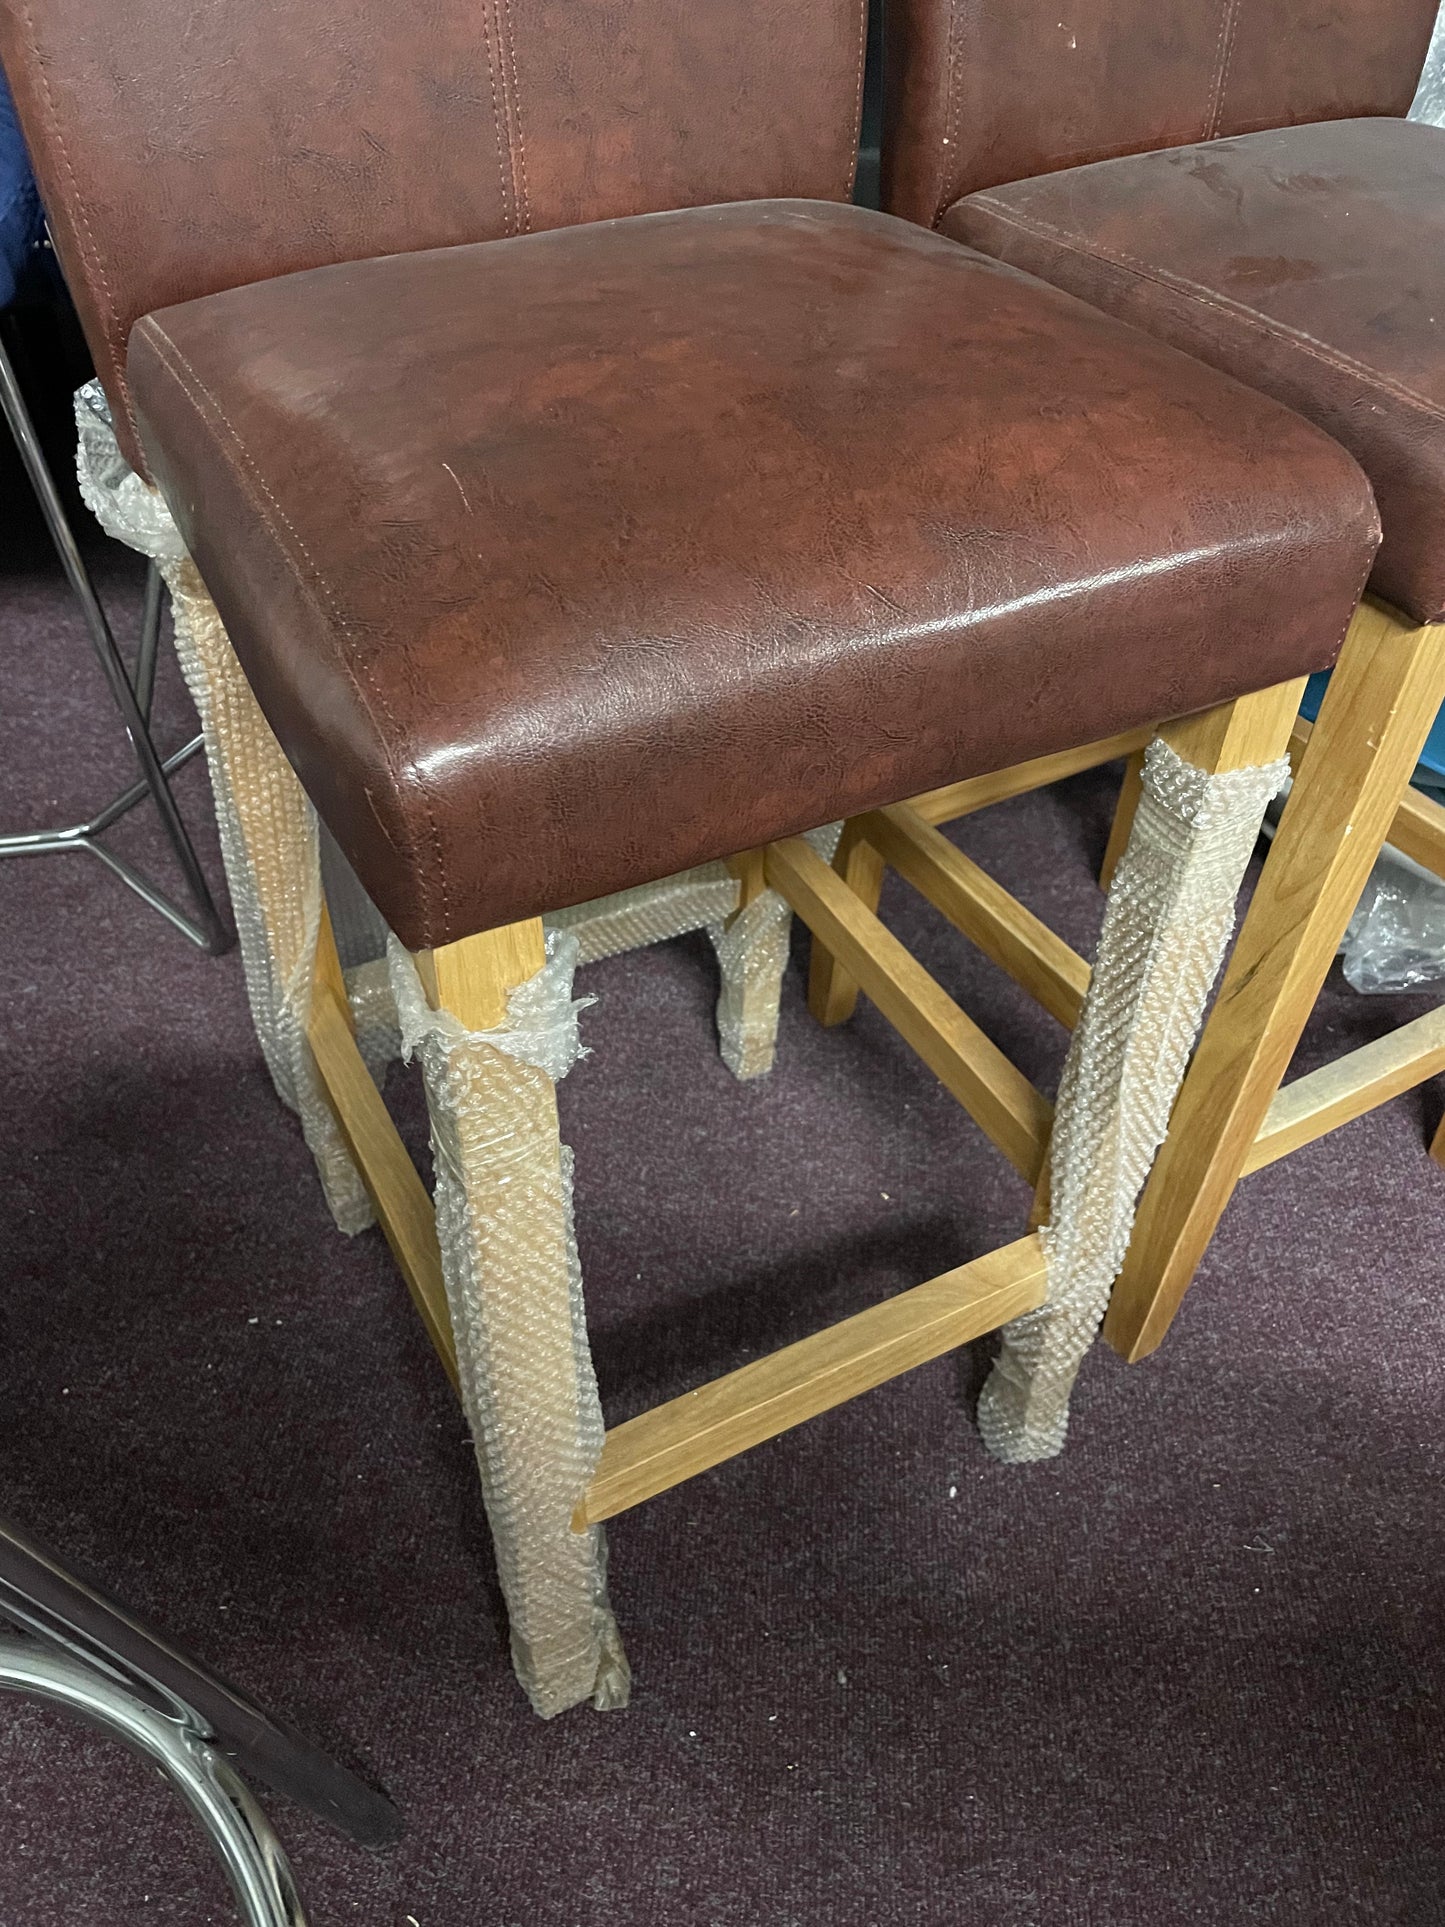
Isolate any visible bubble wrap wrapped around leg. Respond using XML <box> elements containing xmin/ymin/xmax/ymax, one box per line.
<box><xmin>388</xmin><ymin>930</ymin><xmax>630</xmax><ymax>1717</ymax></box>
<box><xmin>978</xmin><ymin>738</ymin><xmax>1290</xmax><ymax>1464</ymax></box>
<box><xmin>1410</xmin><ymin>0</ymin><xmax>1445</xmax><ymax>124</ymax></box>
<box><xmin>73</xmin><ymin>383</ymin><xmax>373</xmax><ymax>1234</ymax></box>
<box><xmin>710</xmin><ymin>824</ymin><xmax>844</xmax><ymax>1080</ymax></box>
<box><xmin>551</xmin><ymin>862</ymin><xmax>741</xmax><ymax>965</ymax></box>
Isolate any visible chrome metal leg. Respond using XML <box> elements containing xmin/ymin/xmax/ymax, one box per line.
<box><xmin>135</xmin><ymin>560</ymin><xmax>164</xmax><ymax>720</ymax></box>
<box><xmin>0</xmin><ymin>1516</ymin><xmax>402</xmax><ymax>1851</ymax></box>
<box><xmin>0</xmin><ymin>1637</ymin><xmax>306</xmax><ymax>1927</ymax></box>
<box><xmin>0</xmin><ymin>337</ymin><xmax>230</xmax><ymax>952</ymax></box>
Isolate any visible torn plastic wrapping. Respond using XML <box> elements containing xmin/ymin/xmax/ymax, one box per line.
<box><xmin>1340</xmin><ymin>835</ymin><xmax>1445</xmax><ymax>994</ymax></box>
<box><xmin>75</xmin><ymin>383</ymin><xmax>375</xmax><ymax>1234</ymax></box>
<box><xmin>978</xmin><ymin>738</ymin><xmax>1290</xmax><ymax>1464</ymax></box>
<box><xmin>312</xmin><ymin>829</ymin><xmax>812</xmax><ymax>1075</ymax></box>
<box><xmin>1261</xmin><ymin>770</ymin><xmax>1445</xmax><ymax>995</ymax></box>
<box><xmin>1410</xmin><ymin>0</ymin><xmax>1445</xmax><ymax>124</ymax></box>
<box><xmin>387</xmin><ymin>930</ymin><xmax>629</xmax><ymax>1717</ymax></box>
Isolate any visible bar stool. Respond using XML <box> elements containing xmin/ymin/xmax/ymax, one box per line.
<box><xmin>0</xmin><ymin>0</ymin><xmax>1381</xmax><ymax>1715</ymax></box>
<box><xmin>844</xmin><ymin>0</ymin><xmax>1445</xmax><ymax>1406</ymax></box>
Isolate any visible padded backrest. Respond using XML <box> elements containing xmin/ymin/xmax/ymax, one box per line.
<box><xmin>884</xmin><ymin>0</ymin><xmax>1440</xmax><ymax>227</ymax></box>
<box><xmin>0</xmin><ymin>0</ymin><xmax>867</xmax><ymax>469</ymax></box>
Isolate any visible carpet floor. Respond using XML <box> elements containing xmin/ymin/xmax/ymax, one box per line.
<box><xmin>2</xmin><ymin>542</ymin><xmax>1444</xmax><ymax>1926</ymax></box>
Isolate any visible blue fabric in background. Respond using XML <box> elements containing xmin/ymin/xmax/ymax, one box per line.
<box><xmin>0</xmin><ymin>64</ymin><xmax>44</xmax><ymax>310</ymax></box>
<box><xmin>1301</xmin><ymin>670</ymin><xmax>1445</xmax><ymax>786</ymax></box>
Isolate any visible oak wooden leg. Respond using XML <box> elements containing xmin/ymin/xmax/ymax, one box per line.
<box><xmin>807</xmin><ymin>819</ymin><xmax>886</xmax><ymax>1027</ymax></box>
<box><xmin>1028</xmin><ymin>1149</ymin><xmax>1052</xmax><ymax>1231</ymax></box>
<box><xmin>712</xmin><ymin>850</ymin><xmax>792</xmax><ymax>1079</ymax></box>
<box><xmin>977</xmin><ymin>674</ymin><xmax>1307</xmax><ymax>1459</ymax></box>
<box><xmin>156</xmin><ymin>559</ymin><xmax>375</xmax><ymax>1232</ymax></box>
<box><xmin>412</xmin><ymin>920</ymin><xmax>630</xmax><ymax>1716</ymax></box>
<box><xmin>1099</xmin><ymin>747</ymin><xmax>1145</xmax><ymax>891</ymax></box>
<box><xmin>1104</xmin><ymin>601</ymin><xmax>1445</xmax><ymax>1361</ymax></box>
<box><xmin>309</xmin><ymin>904</ymin><xmax>457</xmax><ymax>1378</ymax></box>
<box><xmin>1430</xmin><ymin>1107</ymin><xmax>1445</xmax><ymax>1171</ymax></box>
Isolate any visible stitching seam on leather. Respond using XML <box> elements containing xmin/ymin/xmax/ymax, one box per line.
<box><xmin>1211</xmin><ymin>0</ymin><xmax>1244</xmax><ymax>136</ymax></box>
<box><xmin>931</xmin><ymin>1</ymin><xmax>964</xmax><ymax>227</ymax></box>
<box><xmin>967</xmin><ymin>194</ymin><xmax>1445</xmax><ymax>429</ymax></box>
<box><xmin>134</xmin><ymin>318</ymin><xmax>452</xmax><ymax>940</ymax></box>
<box><xmin>17</xmin><ymin>0</ymin><xmax>144</xmax><ymax>462</ymax></box>
<box><xmin>478</xmin><ymin>0</ymin><xmax>516</xmax><ymax>236</ymax></box>
<box><xmin>1329</xmin><ymin>548</ymin><xmax>1389</xmax><ymax>670</ymax></box>
<box><xmin>843</xmin><ymin>0</ymin><xmax>868</xmax><ymax>199</ymax></box>
<box><xmin>499</xmin><ymin>0</ymin><xmax>531</xmax><ymax>232</ymax></box>
<box><xmin>1205</xmin><ymin>0</ymin><xmax>1243</xmax><ymax>139</ymax></box>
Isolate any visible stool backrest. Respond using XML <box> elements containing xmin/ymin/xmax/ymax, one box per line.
<box><xmin>0</xmin><ymin>0</ymin><xmax>866</xmax><ymax>471</ymax></box>
<box><xmin>884</xmin><ymin>0</ymin><xmax>1440</xmax><ymax>228</ymax></box>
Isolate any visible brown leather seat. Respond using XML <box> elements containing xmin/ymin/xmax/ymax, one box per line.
<box><xmin>940</xmin><ymin>118</ymin><xmax>1445</xmax><ymax>626</ymax></box>
<box><xmin>131</xmin><ymin>199</ymin><xmax>1378</xmax><ymax>948</ymax></box>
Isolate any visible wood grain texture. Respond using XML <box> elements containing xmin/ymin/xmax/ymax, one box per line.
<box><xmin>726</xmin><ymin>848</ymin><xmax>769</xmax><ymax>909</ymax></box>
<box><xmin>806</xmin><ymin>819</ymin><xmax>887</xmax><ymax>1027</ymax></box>
<box><xmin>1245</xmin><ymin>1006</ymin><xmax>1445</xmax><ymax>1173</ymax></box>
<box><xmin>1105</xmin><ymin>605</ymin><xmax>1445</xmax><ymax>1361</ymax></box>
<box><xmin>307</xmin><ymin>915</ymin><xmax>458</xmax><ymax>1386</ymax></box>
<box><xmin>1292</xmin><ymin>716</ymin><xmax>1445</xmax><ymax>882</ymax></box>
<box><xmin>1099</xmin><ymin>749</ymin><xmax>1145</xmax><ymax>892</ymax></box>
<box><xmin>767</xmin><ymin>834</ymin><xmax>1052</xmax><ymax>1182</ymax></box>
<box><xmin>909</xmin><ymin>725</ymin><xmax>1154</xmax><ymax>826</ymax></box>
<box><xmin>862</xmin><ymin>802</ymin><xmax>1090</xmax><ymax>1029</ymax></box>
<box><xmin>575</xmin><ymin>1235</ymin><xmax>1049</xmax><ymax>1526</ymax></box>
<box><xmin>1387</xmin><ymin>781</ymin><xmax>1445</xmax><ymax>881</ymax></box>
<box><xmin>1156</xmin><ymin>676</ymin><xmax>1307</xmax><ymax>771</ymax></box>
<box><xmin>419</xmin><ymin>917</ymin><xmax>547</xmax><ymax>1029</ymax></box>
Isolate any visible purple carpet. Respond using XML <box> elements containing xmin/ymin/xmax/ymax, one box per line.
<box><xmin>2</xmin><ymin>539</ymin><xmax>1444</xmax><ymax>1925</ymax></box>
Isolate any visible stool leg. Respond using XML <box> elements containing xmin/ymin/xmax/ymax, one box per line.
<box><xmin>711</xmin><ymin>826</ymin><xmax>844</xmax><ymax>1078</ymax></box>
<box><xmin>160</xmin><ymin>559</ymin><xmax>373</xmax><ymax>1234</ymax></box>
<box><xmin>1099</xmin><ymin>748</ymin><xmax>1145</xmax><ymax>891</ymax></box>
<box><xmin>806</xmin><ymin>820</ymin><xmax>887</xmax><ymax>1027</ymax></box>
<box><xmin>392</xmin><ymin>922</ymin><xmax>630</xmax><ymax>1718</ymax></box>
<box><xmin>1432</xmin><ymin>1110</ymin><xmax>1445</xmax><ymax>1171</ymax></box>
<box><xmin>707</xmin><ymin>848</ymin><xmax>791</xmax><ymax>1079</ymax></box>
<box><xmin>1104</xmin><ymin>600</ymin><xmax>1445</xmax><ymax>1361</ymax></box>
<box><xmin>978</xmin><ymin>677</ymin><xmax>1305</xmax><ymax>1461</ymax></box>
<box><xmin>72</xmin><ymin>393</ymin><xmax>371</xmax><ymax>1229</ymax></box>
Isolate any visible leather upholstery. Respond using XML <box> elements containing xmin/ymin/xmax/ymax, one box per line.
<box><xmin>943</xmin><ymin>118</ymin><xmax>1445</xmax><ymax>625</ymax></box>
<box><xmin>129</xmin><ymin>201</ymin><xmax>1379</xmax><ymax>947</ymax></box>
<box><xmin>0</xmin><ymin>0</ymin><xmax>867</xmax><ymax>474</ymax></box>
<box><xmin>883</xmin><ymin>0</ymin><xmax>1439</xmax><ymax>227</ymax></box>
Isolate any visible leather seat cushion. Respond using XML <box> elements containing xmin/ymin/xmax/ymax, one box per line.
<box><xmin>129</xmin><ymin>199</ymin><xmax>1378</xmax><ymax>948</ymax></box>
<box><xmin>943</xmin><ymin>117</ymin><xmax>1445</xmax><ymax>625</ymax></box>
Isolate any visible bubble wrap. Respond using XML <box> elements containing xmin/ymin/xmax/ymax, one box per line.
<box><xmin>1410</xmin><ymin>0</ymin><xmax>1445</xmax><ymax>124</ymax></box>
<box><xmin>75</xmin><ymin>383</ymin><xmax>375</xmax><ymax>1233</ymax></box>
<box><xmin>388</xmin><ymin>929</ymin><xmax>630</xmax><ymax>1717</ymax></box>
<box><xmin>552</xmin><ymin>864</ymin><xmax>740</xmax><ymax>964</ymax></box>
<box><xmin>298</xmin><ymin>834</ymin><xmax>807</xmax><ymax>1076</ymax></box>
<box><xmin>1340</xmin><ymin>840</ymin><xmax>1445</xmax><ymax>993</ymax></box>
<box><xmin>709</xmin><ymin>824</ymin><xmax>845</xmax><ymax>1079</ymax></box>
<box><xmin>978</xmin><ymin>737</ymin><xmax>1290</xmax><ymax>1463</ymax></box>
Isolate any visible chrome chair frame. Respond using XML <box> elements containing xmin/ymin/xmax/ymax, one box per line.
<box><xmin>0</xmin><ymin>1517</ymin><xmax>402</xmax><ymax>1926</ymax></box>
<box><xmin>0</xmin><ymin>331</ymin><xmax>229</xmax><ymax>952</ymax></box>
